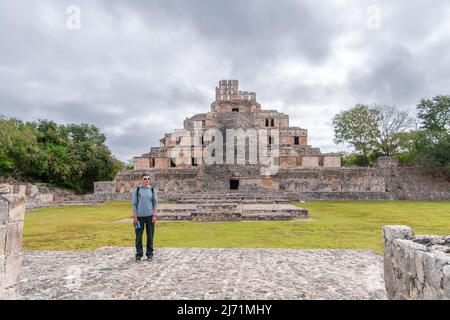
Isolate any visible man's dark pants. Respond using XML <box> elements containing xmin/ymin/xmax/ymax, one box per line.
<box><xmin>135</xmin><ymin>216</ymin><xmax>155</xmax><ymax>258</ymax></box>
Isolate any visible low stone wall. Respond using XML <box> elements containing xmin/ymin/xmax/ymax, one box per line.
<box><xmin>383</xmin><ymin>226</ymin><xmax>450</xmax><ymax>300</ymax></box>
<box><xmin>105</xmin><ymin>157</ymin><xmax>450</xmax><ymax>201</ymax></box>
<box><xmin>0</xmin><ymin>181</ymin><xmax>83</xmax><ymax>209</ymax></box>
<box><xmin>0</xmin><ymin>194</ymin><xmax>26</xmax><ymax>299</ymax></box>
<box><xmin>0</xmin><ymin>181</ymin><xmax>102</xmax><ymax>209</ymax></box>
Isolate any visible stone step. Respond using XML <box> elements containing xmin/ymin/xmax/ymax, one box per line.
<box><xmin>156</xmin><ymin>203</ymin><xmax>308</xmax><ymax>221</ymax></box>
<box><xmin>177</xmin><ymin>197</ymin><xmax>291</xmax><ymax>201</ymax></box>
<box><xmin>178</xmin><ymin>199</ymin><xmax>290</xmax><ymax>204</ymax></box>
<box><xmin>191</xmin><ymin>212</ymin><xmax>242</xmax><ymax>222</ymax></box>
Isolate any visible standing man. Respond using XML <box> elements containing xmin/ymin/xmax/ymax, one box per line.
<box><xmin>132</xmin><ymin>174</ymin><xmax>158</xmax><ymax>262</ymax></box>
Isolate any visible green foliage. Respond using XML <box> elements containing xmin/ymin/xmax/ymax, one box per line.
<box><xmin>0</xmin><ymin>116</ymin><xmax>124</xmax><ymax>193</ymax></box>
<box><xmin>332</xmin><ymin>104</ymin><xmax>380</xmax><ymax>161</ymax></box>
<box><xmin>333</xmin><ymin>104</ymin><xmax>416</xmax><ymax>165</ymax></box>
<box><xmin>341</xmin><ymin>153</ymin><xmax>370</xmax><ymax>167</ymax></box>
<box><xmin>413</xmin><ymin>96</ymin><xmax>450</xmax><ymax>175</ymax></box>
<box><xmin>124</xmin><ymin>159</ymin><xmax>135</xmax><ymax>170</ymax></box>
<box><xmin>334</xmin><ymin>97</ymin><xmax>448</xmax><ymax>169</ymax></box>
<box><xmin>417</xmin><ymin>95</ymin><xmax>450</xmax><ymax>133</ymax></box>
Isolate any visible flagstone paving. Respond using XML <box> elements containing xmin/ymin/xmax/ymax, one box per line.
<box><xmin>17</xmin><ymin>247</ymin><xmax>386</xmax><ymax>300</ymax></box>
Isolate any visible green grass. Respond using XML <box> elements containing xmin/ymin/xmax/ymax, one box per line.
<box><xmin>22</xmin><ymin>201</ymin><xmax>450</xmax><ymax>253</ymax></box>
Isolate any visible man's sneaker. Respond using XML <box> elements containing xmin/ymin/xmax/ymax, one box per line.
<box><xmin>146</xmin><ymin>255</ymin><xmax>153</xmax><ymax>261</ymax></box>
<box><xmin>135</xmin><ymin>256</ymin><xmax>142</xmax><ymax>263</ymax></box>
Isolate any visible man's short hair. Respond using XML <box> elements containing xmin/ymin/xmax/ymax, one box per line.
<box><xmin>142</xmin><ymin>174</ymin><xmax>150</xmax><ymax>178</ymax></box>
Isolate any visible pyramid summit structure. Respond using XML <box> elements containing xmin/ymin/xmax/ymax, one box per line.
<box><xmin>133</xmin><ymin>80</ymin><xmax>341</xmax><ymax>171</ymax></box>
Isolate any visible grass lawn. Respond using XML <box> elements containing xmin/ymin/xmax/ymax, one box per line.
<box><xmin>22</xmin><ymin>201</ymin><xmax>450</xmax><ymax>253</ymax></box>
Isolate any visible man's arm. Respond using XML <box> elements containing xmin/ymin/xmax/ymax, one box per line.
<box><xmin>131</xmin><ymin>189</ymin><xmax>138</xmax><ymax>224</ymax></box>
<box><xmin>153</xmin><ymin>189</ymin><xmax>158</xmax><ymax>217</ymax></box>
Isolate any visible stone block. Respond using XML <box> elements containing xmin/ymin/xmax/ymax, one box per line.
<box><xmin>443</xmin><ymin>265</ymin><xmax>450</xmax><ymax>298</ymax></box>
<box><xmin>0</xmin><ymin>254</ymin><xmax>5</xmax><ymax>275</ymax></box>
<box><xmin>410</xmin><ymin>279</ymin><xmax>424</xmax><ymax>299</ymax></box>
<box><xmin>369</xmin><ymin>177</ymin><xmax>385</xmax><ymax>192</ymax></box>
<box><xmin>0</xmin><ymin>255</ymin><xmax>4</xmax><ymax>296</ymax></box>
<box><xmin>0</xmin><ymin>183</ymin><xmax>10</xmax><ymax>195</ymax></box>
<box><xmin>0</xmin><ymin>198</ymin><xmax>8</xmax><ymax>224</ymax></box>
<box><xmin>4</xmin><ymin>253</ymin><xmax>23</xmax><ymax>288</ymax></box>
<box><xmin>13</xmin><ymin>184</ymin><xmax>26</xmax><ymax>196</ymax></box>
<box><xmin>5</xmin><ymin>222</ymin><xmax>23</xmax><ymax>255</ymax></box>
<box><xmin>394</xmin><ymin>239</ymin><xmax>426</xmax><ymax>276</ymax></box>
<box><xmin>422</xmin><ymin>283</ymin><xmax>444</xmax><ymax>300</ymax></box>
<box><xmin>0</xmin><ymin>225</ymin><xmax>6</xmax><ymax>256</ymax></box>
<box><xmin>302</xmin><ymin>156</ymin><xmax>319</xmax><ymax>168</ymax></box>
<box><xmin>2</xmin><ymin>195</ymin><xmax>25</xmax><ymax>222</ymax></box>
<box><xmin>397</xmin><ymin>272</ymin><xmax>415</xmax><ymax>300</ymax></box>
<box><xmin>375</xmin><ymin>156</ymin><xmax>398</xmax><ymax>168</ymax></box>
<box><xmin>383</xmin><ymin>258</ymin><xmax>396</xmax><ymax>299</ymax></box>
<box><xmin>27</xmin><ymin>184</ymin><xmax>39</xmax><ymax>198</ymax></box>
<box><xmin>415</xmin><ymin>235</ymin><xmax>446</xmax><ymax>245</ymax></box>
<box><xmin>35</xmin><ymin>192</ymin><xmax>54</xmax><ymax>203</ymax></box>
<box><xmin>423</xmin><ymin>251</ymin><xmax>450</xmax><ymax>290</ymax></box>
<box><xmin>383</xmin><ymin>226</ymin><xmax>414</xmax><ymax>242</ymax></box>
<box><xmin>415</xmin><ymin>250</ymin><xmax>428</xmax><ymax>283</ymax></box>
<box><xmin>323</xmin><ymin>156</ymin><xmax>341</xmax><ymax>168</ymax></box>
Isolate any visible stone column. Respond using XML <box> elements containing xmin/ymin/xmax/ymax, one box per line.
<box><xmin>0</xmin><ymin>193</ymin><xmax>26</xmax><ymax>300</ymax></box>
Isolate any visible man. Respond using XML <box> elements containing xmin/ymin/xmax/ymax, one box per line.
<box><xmin>132</xmin><ymin>174</ymin><xmax>158</xmax><ymax>262</ymax></box>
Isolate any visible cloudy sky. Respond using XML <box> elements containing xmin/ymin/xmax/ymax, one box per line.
<box><xmin>1</xmin><ymin>0</ymin><xmax>449</xmax><ymax>161</ymax></box>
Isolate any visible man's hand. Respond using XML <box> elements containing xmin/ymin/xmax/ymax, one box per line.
<box><xmin>133</xmin><ymin>213</ymin><xmax>138</xmax><ymax>226</ymax></box>
<box><xmin>152</xmin><ymin>214</ymin><xmax>158</xmax><ymax>224</ymax></box>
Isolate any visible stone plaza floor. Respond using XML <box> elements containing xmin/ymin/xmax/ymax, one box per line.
<box><xmin>17</xmin><ymin>247</ymin><xmax>387</xmax><ymax>300</ymax></box>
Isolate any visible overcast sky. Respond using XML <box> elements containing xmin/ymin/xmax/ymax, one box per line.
<box><xmin>1</xmin><ymin>0</ymin><xmax>449</xmax><ymax>161</ymax></box>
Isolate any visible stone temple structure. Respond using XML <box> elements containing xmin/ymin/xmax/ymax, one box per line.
<box><xmin>92</xmin><ymin>80</ymin><xmax>450</xmax><ymax>204</ymax></box>
<box><xmin>133</xmin><ymin>79</ymin><xmax>341</xmax><ymax>172</ymax></box>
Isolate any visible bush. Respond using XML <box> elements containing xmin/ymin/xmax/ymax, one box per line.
<box><xmin>0</xmin><ymin>117</ymin><xmax>124</xmax><ymax>193</ymax></box>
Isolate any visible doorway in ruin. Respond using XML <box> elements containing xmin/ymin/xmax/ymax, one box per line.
<box><xmin>230</xmin><ymin>179</ymin><xmax>239</xmax><ymax>190</ymax></box>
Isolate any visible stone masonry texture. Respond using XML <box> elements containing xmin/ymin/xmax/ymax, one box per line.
<box><xmin>18</xmin><ymin>247</ymin><xmax>386</xmax><ymax>300</ymax></box>
<box><xmin>0</xmin><ymin>193</ymin><xmax>26</xmax><ymax>300</ymax></box>
<box><xmin>383</xmin><ymin>226</ymin><xmax>450</xmax><ymax>300</ymax></box>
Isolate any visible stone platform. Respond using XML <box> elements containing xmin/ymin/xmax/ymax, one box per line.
<box><xmin>17</xmin><ymin>247</ymin><xmax>386</xmax><ymax>300</ymax></box>
<box><xmin>151</xmin><ymin>190</ymin><xmax>308</xmax><ymax>221</ymax></box>
<box><xmin>155</xmin><ymin>203</ymin><xmax>308</xmax><ymax>221</ymax></box>
<box><xmin>176</xmin><ymin>191</ymin><xmax>296</xmax><ymax>204</ymax></box>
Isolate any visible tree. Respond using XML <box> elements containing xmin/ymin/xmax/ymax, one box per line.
<box><xmin>417</xmin><ymin>95</ymin><xmax>450</xmax><ymax>133</ymax></box>
<box><xmin>413</xmin><ymin>95</ymin><xmax>450</xmax><ymax>175</ymax></box>
<box><xmin>373</xmin><ymin>105</ymin><xmax>416</xmax><ymax>156</ymax></box>
<box><xmin>333</xmin><ymin>104</ymin><xmax>416</xmax><ymax>165</ymax></box>
<box><xmin>332</xmin><ymin>104</ymin><xmax>379</xmax><ymax>161</ymax></box>
<box><xmin>0</xmin><ymin>117</ymin><xmax>40</xmax><ymax>177</ymax></box>
<box><xmin>0</xmin><ymin>116</ymin><xmax>124</xmax><ymax>193</ymax></box>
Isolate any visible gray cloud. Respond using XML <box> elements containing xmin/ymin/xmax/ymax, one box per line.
<box><xmin>1</xmin><ymin>0</ymin><xmax>449</xmax><ymax>160</ymax></box>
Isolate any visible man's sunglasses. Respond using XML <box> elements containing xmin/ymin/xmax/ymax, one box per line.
<box><xmin>143</xmin><ymin>177</ymin><xmax>150</xmax><ymax>181</ymax></box>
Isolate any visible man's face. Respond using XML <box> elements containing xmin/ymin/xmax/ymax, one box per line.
<box><xmin>142</xmin><ymin>176</ymin><xmax>150</xmax><ymax>187</ymax></box>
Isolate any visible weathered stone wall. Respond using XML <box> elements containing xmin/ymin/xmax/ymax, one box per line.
<box><xmin>114</xmin><ymin>169</ymin><xmax>201</xmax><ymax>194</ymax></box>
<box><xmin>323</xmin><ymin>156</ymin><xmax>341</xmax><ymax>168</ymax></box>
<box><xmin>383</xmin><ymin>226</ymin><xmax>450</xmax><ymax>300</ymax></box>
<box><xmin>0</xmin><ymin>181</ymin><xmax>109</xmax><ymax>209</ymax></box>
<box><xmin>0</xmin><ymin>193</ymin><xmax>26</xmax><ymax>299</ymax></box>
<box><xmin>133</xmin><ymin>157</ymin><xmax>150</xmax><ymax>170</ymax></box>
<box><xmin>106</xmin><ymin>162</ymin><xmax>450</xmax><ymax>200</ymax></box>
<box><xmin>0</xmin><ymin>181</ymin><xmax>81</xmax><ymax>209</ymax></box>
<box><xmin>301</xmin><ymin>156</ymin><xmax>320</xmax><ymax>167</ymax></box>
<box><xmin>276</xmin><ymin>168</ymin><xmax>384</xmax><ymax>192</ymax></box>
<box><xmin>93</xmin><ymin>181</ymin><xmax>115</xmax><ymax>194</ymax></box>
